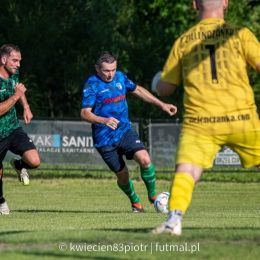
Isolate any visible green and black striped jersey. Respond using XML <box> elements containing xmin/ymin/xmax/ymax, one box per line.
<box><xmin>0</xmin><ymin>71</ymin><xmax>20</xmax><ymax>141</ymax></box>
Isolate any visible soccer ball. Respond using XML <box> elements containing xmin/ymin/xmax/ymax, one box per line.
<box><xmin>154</xmin><ymin>192</ymin><xmax>169</xmax><ymax>213</ymax></box>
<box><xmin>151</xmin><ymin>71</ymin><xmax>162</xmax><ymax>93</ymax></box>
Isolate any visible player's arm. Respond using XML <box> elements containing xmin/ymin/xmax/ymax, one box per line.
<box><xmin>80</xmin><ymin>107</ymin><xmax>119</xmax><ymax>130</ymax></box>
<box><xmin>157</xmin><ymin>80</ymin><xmax>178</xmax><ymax>96</ymax></box>
<box><xmin>151</xmin><ymin>38</ymin><xmax>181</xmax><ymax>96</ymax></box>
<box><xmin>19</xmin><ymin>91</ymin><xmax>33</xmax><ymax>124</ymax></box>
<box><xmin>151</xmin><ymin>71</ymin><xmax>178</xmax><ymax>96</ymax></box>
<box><xmin>132</xmin><ymin>85</ymin><xmax>177</xmax><ymax>116</ymax></box>
<box><xmin>241</xmin><ymin>28</ymin><xmax>260</xmax><ymax>73</ymax></box>
<box><xmin>0</xmin><ymin>82</ymin><xmax>26</xmax><ymax>116</ymax></box>
<box><xmin>257</xmin><ymin>63</ymin><xmax>260</xmax><ymax>72</ymax></box>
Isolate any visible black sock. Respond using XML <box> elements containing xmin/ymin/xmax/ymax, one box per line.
<box><xmin>14</xmin><ymin>159</ymin><xmax>34</xmax><ymax>170</ymax></box>
<box><xmin>0</xmin><ymin>179</ymin><xmax>5</xmax><ymax>204</ymax></box>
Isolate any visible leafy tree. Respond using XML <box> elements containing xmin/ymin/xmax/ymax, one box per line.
<box><xmin>0</xmin><ymin>0</ymin><xmax>259</xmax><ymax>120</ymax></box>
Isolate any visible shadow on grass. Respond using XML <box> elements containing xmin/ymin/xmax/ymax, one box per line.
<box><xmin>97</xmin><ymin>228</ymin><xmax>152</xmax><ymax>233</ymax></box>
<box><xmin>95</xmin><ymin>226</ymin><xmax>260</xmax><ymax>232</ymax></box>
<box><xmin>11</xmin><ymin>209</ymin><xmax>132</xmax><ymax>214</ymax></box>
<box><xmin>17</xmin><ymin>251</ymin><xmax>124</xmax><ymax>260</ymax></box>
<box><xmin>0</xmin><ymin>230</ymin><xmax>30</xmax><ymax>236</ymax></box>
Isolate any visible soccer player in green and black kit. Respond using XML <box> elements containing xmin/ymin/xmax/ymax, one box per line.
<box><xmin>0</xmin><ymin>44</ymin><xmax>40</xmax><ymax>214</ymax></box>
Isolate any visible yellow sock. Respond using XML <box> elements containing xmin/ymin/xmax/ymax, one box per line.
<box><xmin>169</xmin><ymin>172</ymin><xmax>195</xmax><ymax>213</ymax></box>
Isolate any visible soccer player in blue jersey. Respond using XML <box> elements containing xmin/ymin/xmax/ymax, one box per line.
<box><xmin>81</xmin><ymin>51</ymin><xmax>177</xmax><ymax>212</ymax></box>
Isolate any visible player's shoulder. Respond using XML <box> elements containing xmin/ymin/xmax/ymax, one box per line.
<box><xmin>113</xmin><ymin>71</ymin><xmax>128</xmax><ymax>81</ymax></box>
<box><xmin>234</xmin><ymin>23</ymin><xmax>255</xmax><ymax>38</ymax></box>
<box><xmin>222</xmin><ymin>21</ymin><xmax>256</xmax><ymax>40</ymax></box>
<box><xmin>176</xmin><ymin>23</ymin><xmax>198</xmax><ymax>47</ymax></box>
<box><xmin>223</xmin><ymin>20</ymin><xmax>247</xmax><ymax>34</ymax></box>
<box><xmin>115</xmin><ymin>71</ymin><xmax>125</xmax><ymax>77</ymax></box>
<box><xmin>85</xmin><ymin>74</ymin><xmax>99</xmax><ymax>83</ymax></box>
<box><xmin>223</xmin><ymin>20</ymin><xmax>241</xmax><ymax>28</ymax></box>
<box><xmin>83</xmin><ymin>74</ymin><xmax>100</xmax><ymax>88</ymax></box>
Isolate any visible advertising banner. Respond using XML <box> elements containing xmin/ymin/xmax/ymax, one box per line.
<box><xmin>4</xmin><ymin>121</ymin><xmax>242</xmax><ymax>168</ymax></box>
<box><xmin>148</xmin><ymin>123</ymin><xmax>182</xmax><ymax>168</ymax></box>
<box><xmin>4</xmin><ymin>120</ymin><xmax>139</xmax><ymax>167</ymax></box>
<box><xmin>213</xmin><ymin>146</ymin><xmax>241</xmax><ymax>167</ymax></box>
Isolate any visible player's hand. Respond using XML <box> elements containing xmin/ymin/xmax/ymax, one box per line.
<box><xmin>13</xmin><ymin>83</ymin><xmax>27</xmax><ymax>101</ymax></box>
<box><xmin>162</xmin><ymin>103</ymin><xmax>177</xmax><ymax>116</ymax></box>
<box><xmin>23</xmin><ymin>105</ymin><xmax>33</xmax><ymax>124</ymax></box>
<box><xmin>104</xmin><ymin>117</ymin><xmax>120</xmax><ymax>130</ymax></box>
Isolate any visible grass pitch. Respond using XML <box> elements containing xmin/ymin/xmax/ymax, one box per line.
<box><xmin>0</xmin><ymin>177</ymin><xmax>259</xmax><ymax>260</ymax></box>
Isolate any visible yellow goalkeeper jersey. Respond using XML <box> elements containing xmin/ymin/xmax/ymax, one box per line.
<box><xmin>161</xmin><ymin>18</ymin><xmax>260</xmax><ymax>135</ymax></box>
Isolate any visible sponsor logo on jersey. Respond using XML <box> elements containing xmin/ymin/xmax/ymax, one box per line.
<box><xmin>116</xmin><ymin>83</ymin><xmax>122</xmax><ymax>90</ymax></box>
<box><xmin>103</xmin><ymin>94</ymin><xmax>126</xmax><ymax>104</ymax></box>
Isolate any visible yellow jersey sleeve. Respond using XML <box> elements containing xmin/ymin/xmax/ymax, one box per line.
<box><xmin>161</xmin><ymin>18</ymin><xmax>260</xmax><ymax>135</ymax></box>
<box><xmin>240</xmin><ymin>27</ymin><xmax>260</xmax><ymax>70</ymax></box>
<box><xmin>161</xmin><ymin>38</ymin><xmax>182</xmax><ymax>85</ymax></box>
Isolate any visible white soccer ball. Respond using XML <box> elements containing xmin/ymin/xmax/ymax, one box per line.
<box><xmin>154</xmin><ymin>191</ymin><xmax>169</xmax><ymax>213</ymax></box>
<box><xmin>151</xmin><ymin>71</ymin><xmax>162</xmax><ymax>93</ymax></box>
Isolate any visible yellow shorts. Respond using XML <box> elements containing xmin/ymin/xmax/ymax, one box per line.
<box><xmin>175</xmin><ymin>128</ymin><xmax>260</xmax><ymax>168</ymax></box>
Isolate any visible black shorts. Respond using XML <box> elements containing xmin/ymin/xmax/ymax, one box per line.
<box><xmin>96</xmin><ymin>129</ymin><xmax>146</xmax><ymax>173</ymax></box>
<box><xmin>0</xmin><ymin>127</ymin><xmax>37</xmax><ymax>168</ymax></box>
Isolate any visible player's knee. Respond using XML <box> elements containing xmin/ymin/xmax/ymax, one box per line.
<box><xmin>28</xmin><ymin>157</ymin><xmax>41</xmax><ymax>169</ymax></box>
<box><xmin>138</xmin><ymin>156</ymin><xmax>151</xmax><ymax>168</ymax></box>
<box><xmin>116</xmin><ymin>167</ymin><xmax>129</xmax><ymax>185</ymax></box>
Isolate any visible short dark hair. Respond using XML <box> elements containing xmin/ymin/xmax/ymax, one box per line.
<box><xmin>0</xmin><ymin>44</ymin><xmax>21</xmax><ymax>58</ymax></box>
<box><xmin>96</xmin><ymin>51</ymin><xmax>117</xmax><ymax>68</ymax></box>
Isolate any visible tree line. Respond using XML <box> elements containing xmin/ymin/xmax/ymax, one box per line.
<box><xmin>1</xmin><ymin>0</ymin><xmax>260</xmax><ymax>119</ymax></box>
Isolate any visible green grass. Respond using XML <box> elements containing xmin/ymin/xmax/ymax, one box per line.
<box><xmin>3</xmin><ymin>163</ymin><xmax>260</xmax><ymax>182</ymax></box>
<box><xmin>0</xmin><ymin>177</ymin><xmax>260</xmax><ymax>260</ymax></box>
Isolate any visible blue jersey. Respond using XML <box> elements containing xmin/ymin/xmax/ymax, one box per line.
<box><xmin>81</xmin><ymin>71</ymin><xmax>136</xmax><ymax>147</ymax></box>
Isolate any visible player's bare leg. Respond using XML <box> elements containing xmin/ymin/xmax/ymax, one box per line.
<box><xmin>10</xmin><ymin>149</ymin><xmax>40</xmax><ymax>185</ymax></box>
<box><xmin>0</xmin><ymin>168</ymin><xmax>9</xmax><ymax>214</ymax></box>
<box><xmin>152</xmin><ymin>163</ymin><xmax>203</xmax><ymax>235</ymax></box>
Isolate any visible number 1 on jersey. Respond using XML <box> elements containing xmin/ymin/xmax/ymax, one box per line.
<box><xmin>205</xmin><ymin>44</ymin><xmax>218</xmax><ymax>84</ymax></box>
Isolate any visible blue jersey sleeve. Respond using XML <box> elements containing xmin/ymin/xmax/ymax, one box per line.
<box><xmin>81</xmin><ymin>81</ymin><xmax>96</xmax><ymax>108</ymax></box>
<box><xmin>122</xmin><ymin>73</ymin><xmax>136</xmax><ymax>92</ymax></box>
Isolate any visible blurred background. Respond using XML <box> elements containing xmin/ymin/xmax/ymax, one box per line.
<box><xmin>1</xmin><ymin>0</ymin><xmax>260</xmax><ymax>120</ymax></box>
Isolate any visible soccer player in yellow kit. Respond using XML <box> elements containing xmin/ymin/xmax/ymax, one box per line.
<box><xmin>152</xmin><ymin>0</ymin><xmax>260</xmax><ymax>235</ymax></box>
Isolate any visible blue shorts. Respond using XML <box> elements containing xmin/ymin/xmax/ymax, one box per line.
<box><xmin>0</xmin><ymin>127</ymin><xmax>37</xmax><ymax>169</ymax></box>
<box><xmin>96</xmin><ymin>129</ymin><xmax>145</xmax><ymax>173</ymax></box>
